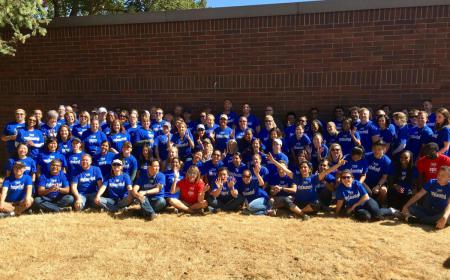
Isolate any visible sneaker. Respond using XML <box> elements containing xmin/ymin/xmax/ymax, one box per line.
<box><xmin>301</xmin><ymin>214</ymin><xmax>311</xmax><ymax>221</ymax></box>
<box><xmin>406</xmin><ymin>216</ymin><xmax>420</xmax><ymax>224</ymax></box>
<box><xmin>145</xmin><ymin>213</ymin><xmax>157</xmax><ymax>221</ymax></box>
<box><xmin>241</xmin><ymin>209</ymin><xmax>251</xmax><ymax>216</ymax></box>
<box><xmin>267</xmin><ymin>209</ymin><xmax>277</xmax><ymax>217</ymax></box>
<box><xmin>60</xmin><ymin>206</ymin><xmax>73</xmax><ymax>213</ymax></box>
<box><xmin>388</xmin><ymin>207</ymin><xmax>403</xmax><ymax>219</ymax></box>
<box><xmin>268</xmin><ymin>198</ymin><xmax>275</xmax><ymax>208</ymax></box>
<box><xmin>0</xmin><ymin>212</ymin><xmax>15</xmax><ymax>219</ymax></box>
<box><xmin>173</xmin><ymin>208</ymin><xmax>179</xmax><ymax>215</ymax></box>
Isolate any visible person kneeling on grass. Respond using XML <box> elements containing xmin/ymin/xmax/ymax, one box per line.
<box><xmin>206</xmin><ymin>167</ymin><xmax>245</xmax><ymax>212</ymax></box>
<box><xmin>93</xmin><ymin>159</ymin><xmax>133</xmax><ymax>212</ymax></box>
<box><xmin>132</xmin><ymin>159</ymin><xmax>166</xmax><ymax>220</ymax></box>
<box><xmin>402</xmin><ymin>166</ymin><xmax>450</xmax><ymax>229</ymax></box>
<box><xmin>71</xmin><ymin>154</ymin><xmax>104</xmax><ymax>211</ymax></box>
<box><xmin>335</xmin><ymin>170</ymin><xmax>398</xmax><ymax>222</ymax></box>
<box><xmin>168</xmin><ymin>165</ymin><xmax>208</xmax><ymax>214</ymax></box>
<box><xmin>34</xmin><ymin>159</ymin><xmax>74</xmax><ymax>212</ymax></box>
<box><xmin>0</xmin><ymin>162</ymin><xmax>34</xmax><ymax>217</ymax></box>
<box><xmin>236</xmin><ymin>167</ymin><xmax>272</xmax><ymax>215</ymax></box>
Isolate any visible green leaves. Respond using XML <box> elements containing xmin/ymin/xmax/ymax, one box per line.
<box><xmin>0</xmin><ymin>0</ymin><xmax>50</xmax><ymax>56</ymax></box>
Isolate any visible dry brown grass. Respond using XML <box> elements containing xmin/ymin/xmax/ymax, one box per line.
<box><xmin>0</xmin><ymin>211</ymin><xmax>449</xmax><ymax>280</ymax></box>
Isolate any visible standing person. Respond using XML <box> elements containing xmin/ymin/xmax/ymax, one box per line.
<box><xmin>337</xmin><ymin>118</ymin><xmax>361</xmax><ymax>156</ymax></box>
<box><xmin>93</xmin><ymin>141</ymin><xmax>116</xmax><ymax>180</ymax></box>
<box><xmin>431</xmin><ymin>108</ymin><xmax>450</xmax><ymax>156</ymax></box>
<box><xmin>169</xmin><ymin>165</ymin><xmax>208</xmax><ymax>214</ymax></box>
<box><xmin>324</xmin><ymin>122</ymin><xmax>339</xmax><ymax>147</ymax></box>
<box><xmin>416</xmin><ymin>143</ymin><xmax>450</xmax><ymax>187</ymax></box>
<box><xmin>402</xmin><ymin>166</ymin><xmax>450</xmax><ymax>229</ymax></box>
<box><xmin>81</xmin><ymin>119</ymin><xmax>108</xmax><ymax>157</ymax></box>
<box><xmin>171</xmin><ymin>122</ymin><xmax>195</xmax><ymax>162</ymax></box>
<box><xmin>2</xmin><ymin>109</ymin><xmax>26</xmax><ymax>157</ymax></box>
<box><xmin>5</xmin><ymin>144</ymin><xmax>36</xmax><ymax>182</ymax></box>
<box><xmin>216</xmin><ymin>99</ymin><xmax>239</xmax><ymax>128</ymax></box>
<box><xmin>94</xmin><ymin>159</ymin><xmax>133</xmax><ymax>212</ymax></box>
<box><xmin>356</xmin><ymin>108</ymin><xmax>380</xmax><ymax>153</ymax></box>
<box><xmin>266</xmin><ymin>139</ymin><xmax>289</xmax><ymax>175</ymax></box>
<box><xmin>72</xmin><ymin>111</ymin><xmax>90</xmax><ymax>138</ymax></box>
<box><xmin>391</xmin><ymin>112</ymin><xmax>409</xmax><ymax>158</ymax></box>
<box><xmin>155</xmin><ymin>122</ymin><xmax>173</xmax><ymax>169</ymax></box>
<box><xmin>150</xmin><ymin>108</ymin><xmax>168</xmax><ymax>135</ymax></box>
<box><xmin>333</xmin><ymin>106</ymin><xmax>346</xmax><ymax>132</ymax></box>
<box><xmin>133</xmin><ymin>115</ymin><xmax>155</xmax><ymax>158</ymax></box>
<box><xmin>387</xmin><ymin>150</ymin><xmax>417</xmax><ymax>210</ymax></box>
<box><xmin>258</xmin><ymin>115</ymin><xmax>277</xmax><ymax>146</ymax></box>
<box><xmin>214</xmin><ymin>114</ymin><xmax>234</xmax><ymax>153</ymax></box>
<box><xmin>36</xmin><ymin>138</ymin><xmax>67</xmax><ymax>177</ymax></box>
<box><xmin>335</xmin><ymin>170</ymin><xmax>397</xmax><ymax>221</ymax></box>
<box><xmin>34</xmin><ymin>159</ymin><xmax>73</xmax><ymax>213</ymax></box>
<box><xmin>64</xmin><ymin>111</ymin><xmax>77</xmax><ymax>131</ymax></box>
<box><xmin>107</xmin><ymin>119</ymin><xmax>130</xmax><ymax>154</ymax></box>
<box><xmin>66</xmin><ymin>137</ymin><xmax>84</xmax><ymax>181</ymax></box>
<box><xmin>284</xmin><ymin>112</ymin><xmax>297</xmax><ymax>138</ymax></box>
<box><xmin>422</xmin><ymin>99</ymin><xmax>436</xmax><ymax>130</ymax></box>
<box><xmin>0</xmin><ymin>162</ymin><xmax>34</xmax><ymax>217</ymax></box>
<box><xmin>113</xmin><ymin>142</ymin><xmax>138</xmax><ymax>182</ymax></box>
<box><xmin>238</xmin><ymin>103</ymin><xmax>261</xmax><ymax>134</ymax></box>
<box><xmin>33</xmin><ymin>109</ymin><xmax>44</xmax><ymax>128</ymax></box>
<box><xmin>56</xmin><ymin>125</ymin><xmax>73</xmax><ymax>158</ymax></box>
<box><xmin>70</xmin><ymin>154</ymin><xmax>103</xmax><ymax>211</ymax></box>
<box><xmin>205</xmin><ymin>114</ymin><xmax>218</xmax><ymax>139</ymax></box>
<box><xmin>207</xmin><ymin>167</ymin><xmax>245</xmax><ymax>212</ymax></box>
<box><xmin>364</xmin><ymin>141</ymin><xmax>392</xmax><ymax>206</ymax></box>
<box><xmin>310</xmin><ymin>133</ymin><xmax>329</xmax><ymax>171</ymax></box>
<box><xmin>132</xmin><ymin>159</ymin><xmax>167</xmax><ymax>220</ymax></box>
<box><xmin>15</xmin><ymin>115</ymin><xmax>44</xmax><ymax>160</ymax></box>
<box><xmin>57</xmin><ymin>105</ymin><xmax>66</xmax><ymax>125</ymax></box>
<box><xmin>376</xmin><ymin>115</ymin><xmax>395</xmax><ymax>154</ymax></box>
<box><xmin>125</xmin><ymin>111</ymin><xmax>140</xmax><ymax>142</ymax></box>
<box><xmin>40</xmin><ymin>110</ymin><xmax>61</xmax><ymax>139</ymax></box>
<box><xmin>406</xmin><ymin>111</ymin><xmax>433</xmax><ymax>160</ymax></box>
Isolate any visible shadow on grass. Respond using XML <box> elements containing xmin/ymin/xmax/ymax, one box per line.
<box><xmin>444</xmin><ymin>257</ymin><xmax>450</xmax><ymax>269</ymax></box>
<box><xmin>379</xmin><ymin>219</ymin><xmax>440</xmax><ymax>232</ymax></box>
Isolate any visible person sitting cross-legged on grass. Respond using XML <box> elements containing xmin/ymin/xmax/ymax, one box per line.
<box><xmin>168</xmin><ymin>165</ymin><xmax>208</xmax><ymax>214</ymax></box>
<box><xmin>335</xmin><ymin>169</ymin><xmax>397</xmax><ymax>222</ymax></box>
<box><xmin>132</xmin><ymin>159</ymin><xmax>167</xmax><ymax>220</ymax></box>
<box><xmin>206</xmin><ymin>167</ymin><xmax>245</xmax><ymax>212</ymax></box>
<box><xmin>0</xmin><ymin>161</ymin><xmax>34</xmax><ymax>217</ymax></box>
<box><xmin>402</xmin><ymin>166</ymin><xmax>450</xmax><ymax>230</ymax></box>
<box><xmin>34</xmin><ymin>159</ymin><xmax>74</xmax><ymax>213</ymax></box>
<box><xmin>70</xmin><ymin>154</ymin><xmax>103</xmax><ymax>211</ymax></box>
<box><xmin>235</xmin><ymin>167</ymin><xmax>272</xmax><ymax>215</ymax></box>
<box><xmin>93</xmin><ymin>159</ymin><xmax>133</xmax><ymax>212</ymax></box>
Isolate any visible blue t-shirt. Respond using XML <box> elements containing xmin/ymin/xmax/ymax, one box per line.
<box><xmin>211</xmin><ymin>180</ymin><xmax>235</xmax><ymax>203</ymax></box>
<box><xmin>72</xmin><ymin>166</ymin><xmax>103</xmax><ymax>195</ymax></box>
<box><xmin>236</xmin><ymin>180</ymin><xmax>268</xmax><ymax>203</ymax></box>
<box><xmin>215</xmin><ymin>111</ymin><xmax>238</xmax><ymax>128</ymax></box>
<box><xmin>40</xmin><ymin>123</ymin><xmax>61</xmax><ymax>139</ymax></box>
<box><xmin>227</xmin><ymin>162</ymin><xmax>247</xmax><ymax>184</ymax></box>
<box><xmin>356</xmin><ymin>121</ymin><xmax>379</xmax><ymax>153</ymax></box>
<box><xmin>171</xmin><ymin>133</ymin><xmax>192</xmax><ymax>160</ymax></box>
<box><xmin>267</xmin><ymin>173</ymin><xmax>294</xmax><ymax>197</ymax></box>
<box><xmin>423</xmin><ymin>179</ymin><xmax>450</xmax><ymax>213</ymax></box>
<box><xmin>201</xmin><ymin>160</ymin><xmax>224</xmax><ymax>183</ymax></box>
<box><xmin>336</xmin><ymin>180</ymin><xmax>368</xmax><ymax>208</ymax></box>
<box><xmin>135</xmin><ymin>172</ymin><xmax>165</xmax><ymax>198</ymax></box>
<box><xmin>155</xmin><ymin>133</ymin><xmax>172</xmax><ymax>160</ymax></box>
<box><xmin>108</xmin><ymin>132</ymin><xmax>130</xmax><ymax>152</ymax></box>
<box><xmin>37</xmin><ymin>172</ymin><xmax>69</xmax><ymax>200</ymax></box>
<box><xmin>379</xmin><ymin>127</ymin><xmax>395</xmax><ymax>146</ymax></box>
<box><xmin>324</xmin><ymin>132</ymin><xmax>339</xmax><ymax>147</ymax></box>
<box><xmin>365</xmin><ymin>153</ymin><xmax>392</xmax><ymax>187</ymax></box>
<box><xmin>4</xmin><ymin>157</ymin><xmax>36</xmax><ymax>177</ymax></box>
<box><xmin>104</xmin><ymin>173</ymin><xmax>132</xmax><ymax>200</ymax></box>
<box><xmin>81</xmin><ymin>130</ymin><xmax>108</xmax><ymax>156</ymax></box>
<box><xmin>337</xmin><ymin>131</ymin><xmax>360</xmax><ymax>156</ymax></box>
<box><xmin>406</xmin><ymin>125</ymin><xmax>433</xmax><ymax>158</ymax></box>
<box><xmin>57</xmin><ymin>138</ymin><xmax>73</xmax><ymax>157</ymax></box>
<box><xmin>66</xmin><ymin>151</ymin><xmax>84</xmax><ymax>180</ymax></box>
<box><xmin>427</xmin><ymin>113</ymin><xmax>436</xmax><ymax>130</ymax></box>
<box><xmin>294</xmin><ymin>174</ymin><xmax>320</xmax><ymax>203</ymax></box>
<box><xmin>431</xmin><ymin>127</ymin><xmax>450</xmax><ymax>156</ymax></box>
<box><xmin>234</xmin><ymin>127</ymin><xmax>248</xmax><ymax>141</ymax></box>
<box><xmin>164</xmin><ymin>170</ymin><xmax>183</xmax><ymax>198</ymax></box>
<box><xmin>182</xmin><ymin>159</ymin><xmax>203</xmax><ymax>175</ymax></box>
<box><xmin>151</xmin><ymin>120</ymin><xmax>168</xmax><ymax>136</ymax></box>
<box><xmin>72</xmin><ymin>123</ymin><xmax>90</xmax><ymax>138</ymax></box>
<box><xmin>2</xmin><ymin>175</ymin><xmax>33</xmax><ymax>202</ymax></box>
<box><xmin>125</xmin><ymin>125</ymin><xmax>141</xmax><ymax>142</ymax></box>
<box><xmin>237</xmin><ymin>114</ymin><xmax>260</xmax><ymax>132</ymax></box>
<box><xmin>3</xmin><ymin>121</ymin><xmax>26</xmax><ymax>154</ymax></box>
<box><xmin>392</xmin><ymin>124</ymin><xmax>409</xmax><ymax>153</ymax></box>
<box><xmin>133</xmin><ymin>128</ymin><xmax>155</xmax><ymax>147</ymax></box>
<box><xmin>37</xmin><ymin>151</ymin><xmax>67</xmax><ymax>177</ymax></box>
<box><xmin>248</xmin><ymin>164</ymin><xmax>270</xmax><ymax>182</ymax></box>
<box><xmin>339</xmin><ymin>155</ymin><xmax>368</xmax><ymax>181</ymax></box>
<box><xmin>214</xmin><ymin>126</ymin><xmax>233</xmax><ymax>152</ymax></box>
<box><xmin>288</xmin><ymin>134</ymin><xmax>311</xmax><ymax>155</ymax></box>
<box><xmin>93</xmin><ymin>152</ymin><xmax>116</xmax><ymax>179</ymax></box>
<box><xmin>16</xmin><ymin>129</ymin><xmax>44</xmax><ymax>159</ymax></box>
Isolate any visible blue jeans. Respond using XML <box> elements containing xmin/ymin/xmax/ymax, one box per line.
<box><xmin>67</xmin><ymin>193</ymin><xmax>96</xmax><ymax>210</ymax></box>
<box><xmin>409</xmin><ymin>194</ymin><xmax>450</xmax><ymax>226</ymax></box>
<box><xmin>140</xmin><ymin>196</ymin><xmax>166</xmax><ymax>217</ymax></box>
<box><xmin>248</xmin><ymin>197</ymin><xmax>269</xmax><ymax>215</ymax></box>
<box><xmin>34</xmin><ymin>195</ymin><xmax>74</xmax><ymax>212</ymax></box>
<box><xmin>207</xmin><ymin>194</ymin><xmax>244</xmax><ymax>211</ymax></box>
<box><xmin>354</xmin><ymin>198</ymin><xmax>392</xmax><ymax>221</ymax></box>
<box><xmin>98</xmin><ymin>197</ymin><xmax>131</xmax><ymax>212</ymax></box>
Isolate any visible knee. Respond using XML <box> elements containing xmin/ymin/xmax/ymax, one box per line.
<box><xmin>380</xmin><ymin>186</ymin><xmax>388</xmax><ymax>195</ymax></box>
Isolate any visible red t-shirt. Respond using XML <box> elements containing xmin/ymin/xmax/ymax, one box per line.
<box><xmin>177</xmin><ymin>178</ymin><xmax>205</xmax><ymax>204</ymax></box>
<box><xmin>416</xmin><ymin>154</ymin><xmax>450</xmax><ymax>182</ymax></box>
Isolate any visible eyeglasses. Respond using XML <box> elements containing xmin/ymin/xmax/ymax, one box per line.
<box><xmin>28</xmin><ymin>119</ymin><xmax>36</xmax><ymax>122</ymax></box>
<box><xmin>341</xmin><ymin>176</ymin><xmax>352</xmax><ymax>180</ymax></box>
<box><xmin>112</xmin><ymin>163</ymin><xmax>122</xmax><ymax>167</ymax></box>
<box><xmin>242</xmin><ymin>175</ymin><xmax>252</xmax><ymax>178</ymax></box>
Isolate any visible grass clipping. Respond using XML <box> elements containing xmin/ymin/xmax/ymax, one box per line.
<box><xmin>0</xmin><ymin>212</ymin><xmax>449</xmax><ymax>280</ymax></box>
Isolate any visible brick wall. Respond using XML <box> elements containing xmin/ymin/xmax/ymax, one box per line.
<box><xmin>0</xmin><ymin>2</ymin><xmax>449</xmax><ymax>161</ymax></box>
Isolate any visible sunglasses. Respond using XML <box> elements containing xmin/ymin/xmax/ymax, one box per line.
<box><xmin>242</xmin><ymin>175</ymin><xmax>252</xmax><ymax>178</ymax></box>
<box><xmin>341</xmin><ymin>176</ymin><xmax>352</xmax><ymax>179</ymax></box>
<box><xmin>112</xmin><ymin>164</ymin><xmax>122</xmax><ymax>167</ymax></box>
<box><xmin>50</xmin><ymin>164</ymin><xmax>61</xmax><ymax>167</ymax></box>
